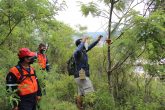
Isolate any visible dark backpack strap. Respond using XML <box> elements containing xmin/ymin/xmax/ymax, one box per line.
<box><xmin>31</xmin><ymin>68</ymin><xmax>37</xmax><ymax>78</ymax></box>
<box><xmin>15</xmin><ymin>65</ymin><xmax>36</xmax><ymax>83</ymax></box>
<box><xmin>15</xmin><ymin>65</ymin><xmax>24</xmax><ymax>82</ymax></box>
<box><xmin>72</xmin><ymin>54</ymin><xmax>78</xmax><ymax>74</ymax></box>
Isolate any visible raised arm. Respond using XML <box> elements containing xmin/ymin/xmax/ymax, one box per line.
<box><xmin>86</xmin><ymin>35</ymin><xmax>103</xmax><ymax>52</ymax></box>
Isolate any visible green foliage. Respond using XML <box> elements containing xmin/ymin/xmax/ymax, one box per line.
<box><xmin>0</xmin><ymin>56</ymin><xmax>19</xmax><ymax>110</ymax></box>
<box><xmin>46</xmin><ymin>20</ymin><xmax>75</xmax><ymax>73</ymax></box>
<box><xmin>103</xmin><ymin>0</ymin><xmax>111</xmax><ymax>4</ymax></box>
<box><xmin>38</xmin><ymin>67</ymin><xmax>77</xmax><ymax>110</ymax></box>
<box><xmin>115</xmin><ymin>0</ymin><xmax>134</xmax><ymax>11</ymax></box>
<box><xmin>0</xmin><ymin>0</ymin><xmax>56</xmax><ymax>45</ymax></box>
<box><xmin>81</xmin><ymin>2</ymin><xmax>99</xmax><ymax>17</ymax></box>
<box><xmin>115</xmin><ymin>0</ymin><xmax>126</xmax><ymax>11</ymax></box>
<box><xmin>0</xmin><ymin>48</ymin><xmax>17</xmax><ymax>69</ymax></box>
<box><xmin>0</xmin><ymin>0</ymin><xmax>165</xmax><ymax>110</ymax></box>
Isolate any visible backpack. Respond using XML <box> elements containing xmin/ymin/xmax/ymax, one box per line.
<box><xmin>67</xmin><ymin>55</ymin><xmax>76</xmax><ymax>76</ymax></box>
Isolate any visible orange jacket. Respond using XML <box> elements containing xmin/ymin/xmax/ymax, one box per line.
<box><xmin>37</xmin><ymin>53</ymin><xmax>47</xmax><ymax>69</ymax></box>
<box><xmin>9</xmin><ymin>66</ymin><xmax>38</xmax><ymax>96</ymax></box>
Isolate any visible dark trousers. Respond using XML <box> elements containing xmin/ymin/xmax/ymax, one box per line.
<box><xmin>18</xmin><ymin>93</ymin><xmax>37</xmax><ymax>110</ymax></box>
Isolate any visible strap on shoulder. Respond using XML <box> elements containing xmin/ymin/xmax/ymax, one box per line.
<box><xmin>15</xmin><ymin>65</ymin><xmax>24</xmax><ymax>81</ymax></box>
<box><xmin>15</xmin><ymin>65</ymin><xmax>36</xmax><ymax>83</ymax></box>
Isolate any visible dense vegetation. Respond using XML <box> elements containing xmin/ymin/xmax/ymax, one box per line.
<box><xmin>0</xmin><ymin>0</ymin><xmax>164</xmax><ymax>110</ymax></box>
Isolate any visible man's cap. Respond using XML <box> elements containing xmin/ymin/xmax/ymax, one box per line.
<box><xmin>18</xmin><ymin>48</ymin><xmax>36</xmax><ymax>58</ymax></box>
<box><xmin>75</xmin><ymin>39</ymin><xmax>82</xmax><ymax>46</ymax></box>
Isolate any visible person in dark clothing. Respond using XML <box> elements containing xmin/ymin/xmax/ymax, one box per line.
<box><xmin>6</xmin><ymin>48</ymin><xmax>42</xmax><ymax>110</ymax></box>
<box><xmin>74</xmin><ymin>35</ymin><xmax>102</xmax><ymax>110</ymax></box>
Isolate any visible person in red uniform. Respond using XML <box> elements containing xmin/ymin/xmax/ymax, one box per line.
<box><xmin>6</xmin><ymin>48</ymin><xmax>42</xmax><ymax>110</ymax></box>
<box><xmin>37</xmin><ymin>43</ymin><xmax>50</xmax><ymax>72</ymax></box>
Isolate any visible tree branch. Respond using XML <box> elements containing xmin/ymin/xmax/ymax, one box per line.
<box><xmin>0</xmin><ymin>20</ymin><xmax>21</xmax><ymax>46</ymax></box>
<box><xmin>110</xmin><ymin>40</ymin><xmax>147</xmax><ymax>74</ymax></box>
<box><xmin>110</xmin><ymin>50</ymin><xmax>134</xmax><ymax>73</ymax></box>
<box><xmin>143</xmin><ymin>0</ymin><xmax>154</xmax><ymax>16</ymax></box>
<box><xmin>109</xmin><ymin>0</ymin><xmax>142</xmax><ymax>39</ymax></box>
<box><xmin>113</xmin><ymin>10</ymin><xmax>120</xmax><ymax>19</ymax></box>
<box><xmin>111</xmin><ymin>22</ymin><xmax>135</xmax><ymax>45</ymax></box>
<box><xmin>96</xmin><ymin>14</ymin><xmax>109</xmax><ymax>19</ymax></box>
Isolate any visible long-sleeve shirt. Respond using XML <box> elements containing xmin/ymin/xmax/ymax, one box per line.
<box><xmin>73</xmin><ymin>40</ymin><xmax>99</xmax><ymax>78</ymax></box>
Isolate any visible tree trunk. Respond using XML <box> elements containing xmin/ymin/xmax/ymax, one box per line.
<box><xmin>107</xmin><ymin>0</ymin><xmax>114</xmax><ymax>92</ymax></box>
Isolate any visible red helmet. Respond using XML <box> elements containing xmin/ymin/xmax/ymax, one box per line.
<box><xmin>18</xmin><ymin>48</ymin><xmax>36</xmax><ymax>58</ymax></box>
